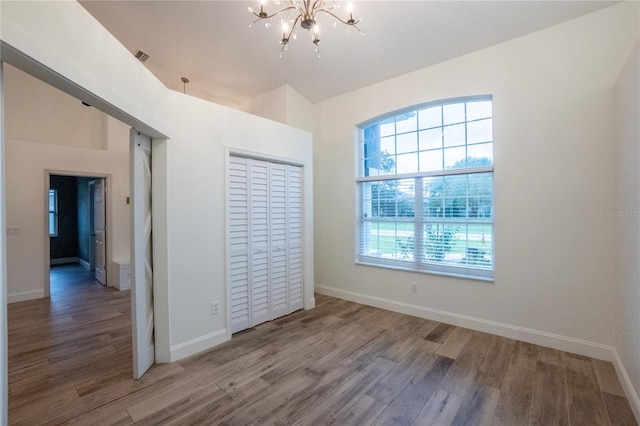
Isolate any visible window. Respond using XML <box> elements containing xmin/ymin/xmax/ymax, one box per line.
<box><xmin>357</xmin><ymin>96</ymin><xmax>494</xmax><ymax>280</ymax></box>
<box><xmin>49</xmin><ymin>189</ymin><xmax>58</xmax><ymax>237</ymax></box>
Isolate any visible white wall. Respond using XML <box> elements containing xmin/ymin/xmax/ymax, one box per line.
<box><xmin>614</xmin><ymin>40</ymin><xmax>640</xmax><ymax>417</ymax></box>
<box><xmin>4</xmin><ymin>63</ymin><xmax>131</xmax><ymax>301</ymax></box>
<box><xmin>5</xmin><ymin>63</ymin><xmax>105</xmax><ymax>150</ymax></box>
<box><xmin>314</xmin><ymin>1</ymin><xmax>639</xmax><ymax>360</ymax></box>
<box><xmin>242</xmin><ymin>84</ymin><xmax>314</xmax><ymax>132</ymax></box>
<box><xmin>242</xmin><ymin>85</ymin><xmax>288</xmax><ymax>125</ymax></box>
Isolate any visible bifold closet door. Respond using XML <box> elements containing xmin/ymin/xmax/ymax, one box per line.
<box><xmin>286</xmin><ymin>166</ymin><xmax>304</xmax><ymax>312</ymax></box>
<box><xmin>228</xmin><ymin>156</ymin><xmax>251</xmax><ymax>333</ymax></box>
<box><xmin>269</xmin><ymin>163</ymin><xmax>289</xmax><ymax>320</ymax></box>
<box><xmin>228</xmin><ymin>156</ymin><xmax>303</xmax><ymax>334</ymax></box>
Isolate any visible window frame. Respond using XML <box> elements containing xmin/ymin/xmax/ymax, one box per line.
<box><xmin>48</xmin><ymin>189</ymin><xmax>58</xmax><ymax>237</ymax></box>
<box><xmin>356</xmin><ymin>96</ymin><xmax>494</xmax><ymax>281</ymax></box>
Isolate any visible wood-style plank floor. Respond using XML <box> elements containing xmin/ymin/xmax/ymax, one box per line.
<box><xmin>8</xmin><ymin>265</ymin><xmax>637</xmax><ymax>425</ymax></box>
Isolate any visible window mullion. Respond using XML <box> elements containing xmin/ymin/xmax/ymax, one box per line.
<box><xmin>414</xmin><ymin>177</ymin><xmax>424</xmax><ymax>264</ymax></box>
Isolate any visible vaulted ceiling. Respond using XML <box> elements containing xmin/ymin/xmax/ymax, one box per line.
<box><xmin>80</xmin><ymin>1</ymin><xmax>617</xmax><ymax>109</ymax></box>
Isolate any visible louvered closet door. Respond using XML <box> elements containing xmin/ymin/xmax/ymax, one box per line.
<box><xmin>228</xmin><ymin>157</ymin><xmax>251</xmax><ymax>334</ymax></box>
<box><xmin>269</xmin><ymin>163</ymin><xmax>289</xmax><ymax>319</ymax></box>
<box><xmin>228</xmin><ymin>156</ymin><xmax>304</xmax><ymax>334</ymax></box>
<box><xmin>287</xmin><ymin>165</ymin><xmax>304</xmax><ymax>312</ymax></box>
<box><xmin>249</xmin><ymin>159</ymin><xmax>271</xmax><ymax>326</ymax></box>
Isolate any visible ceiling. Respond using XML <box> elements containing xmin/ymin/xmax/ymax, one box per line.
<box><xmin>79</xmin><ymin>1</ymin><xmax>617</xmax><ymax>109</ymax></box>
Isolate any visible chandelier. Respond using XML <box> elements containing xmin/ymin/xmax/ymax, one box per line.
<box><xmin>248</xmin><ymin>0</ymin><xmax>362</xmax><ymax>55</ymax></box>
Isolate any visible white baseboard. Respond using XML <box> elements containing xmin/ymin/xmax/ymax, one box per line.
<box><xmin>8</xmin><ymin>289</ymin><xmax>45</xmax><ymax>303</ymax></box>
<box><xmin>315</xmin><ymin>284</ymin><xmax>615</xmax><ymax>361</ymax></box>
<box><xmin>305</xmin><ymin>296</ymin><xmax>316</xmax><ymax>310</ymax></box>
<box><xmin>79</xmin><ymin>259</ymin><xmax>90</xmax><ymax>270</ymax></box>
<box><xmin>612</xmin><ymin>348</ymin><xmax>640</xmax><ymax>422</ymax></box>
<box><xmin>169</xmin><ymin>329</ymin><xmax>229</xmax><ymax>362</ymax></box>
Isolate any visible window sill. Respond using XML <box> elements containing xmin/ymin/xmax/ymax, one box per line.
<box><xmin>355</xmin><ymin>259</ymin><xmax>495</xmax><ymax>283</ymax></box>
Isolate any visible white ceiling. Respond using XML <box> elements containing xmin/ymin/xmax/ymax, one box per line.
<box><xmin>79</xmin><ymin>0</ymin><xmax>617</xmax><ymax>109</ymax></box>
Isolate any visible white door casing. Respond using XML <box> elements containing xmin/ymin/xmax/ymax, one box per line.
<box><xmin>131</xmin><ymin>130</ymin><xmax>154</xmax><ymax>379</ymax></box>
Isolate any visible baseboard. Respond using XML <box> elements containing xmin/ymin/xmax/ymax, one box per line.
<box><xmin>8</xmin><ymin>289</ymin><xmax>45</xmax><ymax>303</ymax></box>
<box><xmin>169</xmin><ymin>329</ymin><xmax>229</xmax><ymax>362</ymax></box>
<box><xmin>315</xmin><ymin>284</ymin><xmax>615</xmax><ymax>362</ymax></box>
<box><xmin>78</xmin><ymin>259</ymin><xmax>90</xmax><ymax>270</ymax></box>
<box><xmin>305</xmin><ymin>296</ymin><xmax>316</xmax><ymax>310</ymax></box>
<box><xmin>612</xmin><ymin>348</ymin><xmax>640</xmax><ymax>422</ymax></box>
<box><xmin>50</xmin><ymin>257</ymin><xmax>79</xmax><ymax>265</ymax></box>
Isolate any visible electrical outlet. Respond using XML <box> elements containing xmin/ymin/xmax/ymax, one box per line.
<box><xmin>411</xmin><ymin>283</ymin><xmax>417</xmax><ymax>293</ymax></box>
<box><xmin>211</xmin><ymin>301</ymin><xmax>219</xmax><ymax>315</ymax></box>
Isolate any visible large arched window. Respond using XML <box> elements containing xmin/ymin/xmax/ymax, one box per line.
<box><xmin>357</xmin><ymin>96</ymin><xmax>494</xmax><ymax>280</ymax></box>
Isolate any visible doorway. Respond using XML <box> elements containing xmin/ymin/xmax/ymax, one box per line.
<box><xmin>48</xmin><ymin>174</ymin><xmax>107</xmax><ymax>293</ymax></box>
<box><xmin>2</xmin><ymin>27</ymin><xmax>168</xmax><ymax>423</ymax></box>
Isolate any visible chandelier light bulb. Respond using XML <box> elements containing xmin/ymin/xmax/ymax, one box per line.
<box><xmin>281</xmin><ymin>21</ymin><xmax>290</xmax><ymax>46</ymax></box>
<box><xmin>313</xmin><ymin>24</ymin><xmax>320</xmax><ymax>52</ymax></box>
<box><xmin>346</xmin><ymin>3</ymin><xmax>355</xmax><ymax>24</ymax></box>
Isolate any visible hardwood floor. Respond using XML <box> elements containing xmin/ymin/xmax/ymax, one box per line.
<box><xmin>7</xmin><ymin>267</ymin><xmax>637</xmax><ymax>425</ymax></box>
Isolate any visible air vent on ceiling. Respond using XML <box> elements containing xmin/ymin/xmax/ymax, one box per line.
<box><xmin>134</xmin><ymin>50</ymin><xmax>150</xmax><ymax>63</ymax></box>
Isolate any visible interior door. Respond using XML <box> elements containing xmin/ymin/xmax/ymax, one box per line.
<box><xmin>131</xmin><ymin>130</ymin><xmax>154</xmax><ymax>379</ymax></box>
<box><xmin>92</xmin><ymin>179</ymin><xmax>107</xmax><ymax>284</ymax></box>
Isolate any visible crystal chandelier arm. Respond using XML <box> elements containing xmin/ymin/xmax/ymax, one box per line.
<box><xmin>286</xmin><ymin>14</ymin><xmax>303</xmax><ymax>39</ymax></box>
<box><xmin>311</xmin><ymin>0</ymin><xmax>325</xmax><ymax>11</ymax></box>
<box><xmin>315</xmin><ymin>9</ymin><xmax>361</xmax><ymax>31</ymax></box>
<box><xmin>280</xmin><ymin>13</ymin><xmax>303</xmax><ymax>53</ymax></box>
<box><xmin>250</xmin><ymin>5</ymin><xmax>298</xmax><ymax>20</ymax></box>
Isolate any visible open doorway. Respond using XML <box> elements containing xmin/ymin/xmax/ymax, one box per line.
<box><xmin>3</xmin><ymin>59</ymin><xmax>154</xmax><ymax>404</ymax></box>
<box><xmin>48</xmin><ymin>174</ymin><xmax>108</xmax><ymax>293</ymax></box>
<box><xmin>2</xmin><ymin>18</ymin><xmax>169</xmax><ymax>417</ymax></box>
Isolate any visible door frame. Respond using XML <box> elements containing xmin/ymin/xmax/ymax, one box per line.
<box><xmin>44</xmin><ymin>171</ymin><xmax>110</xmax><ymax>297</ymax></box>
